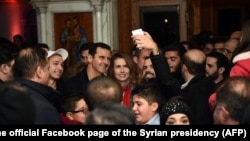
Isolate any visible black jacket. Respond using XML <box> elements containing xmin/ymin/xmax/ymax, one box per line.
<box><xmin>62</xmin><ymin>69</ymin><xmax>89</xmax><ymax>96</ymax></box>
<box><xmin>149</xmin><ymin>52</ymin><xmax>180</xmax><ymax>104</ymax></box>
<box><xmin>181</xmin><ymin>74</ymin><xmax>215</xmax><ymax>124</ymax></box>
<box><xmin>15</xmin><ymin>77</ymin><xmax>62</xmax><ymax>124</ymax></box>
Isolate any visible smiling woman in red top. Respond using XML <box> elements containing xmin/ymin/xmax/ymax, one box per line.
<box><xmin>108</xmin><ymin>52</ymin><xmax>141</xmax><ymax>109</ymax></box>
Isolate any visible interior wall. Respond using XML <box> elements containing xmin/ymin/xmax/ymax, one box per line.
<box><xmin>118</xmin><ymin>0</ymin><xmax>133</xmax><ymax>54</ymax></box>
<box><xmin>1</xmin><ymin>0</ymin><xmax>249</xmax><ymax>52</ymax></box>
<box><xmin>0</xmin><ymin>0</ymin><xmax>36</xmax><ymax>45</ymax></box>
<box><xmin>200</xmin><ymin>0</ymin><xmax>250</xmax><ymax>38</ymax></box>
<box><xmin>118</xmin><ymin>0</ymin><xmax>187</xmax><ymax>54</ymax></box>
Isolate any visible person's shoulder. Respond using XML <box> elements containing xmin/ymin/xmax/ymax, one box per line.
<box><xmin>66</xmin><ymin>70</ymin><xmax>88</xmax><ymax>84</ymax></box>
<box><xmin>189</xmin><ymin>74</ymin><xmax>215</xmax><ymax>88</ymax></box>
<box><xmin>230</xmin><ymin>62</ymin><xmax>250</xmax><ymax>77</ymax></box>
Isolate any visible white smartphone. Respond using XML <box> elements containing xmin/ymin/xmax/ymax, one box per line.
<box><xmin>132</xmin><ymin>28</ymin><xmax>144</xmax><ymax>35</ymax></box>
<box><xmin>132</xmin><ymin>28</ymin><xmax>144</xmax><ymax>50</ymax></box>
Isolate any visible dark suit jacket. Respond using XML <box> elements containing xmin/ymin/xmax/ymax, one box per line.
<box><xmin>15</xmin><ymin>77</ymin><xmax>62</xmax><ymax>124</ymax></box>
<box><xmin>62</xmin><ymin>69</ymin><xmax>89</xmax><ymax>96</ymax></box>
<box><xmin>181</xmin><ymin>74</ymin><xmax>215</xmax><ymax>124</ymax></box>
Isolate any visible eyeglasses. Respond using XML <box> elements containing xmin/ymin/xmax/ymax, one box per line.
<box><xmin>223</xmin><ymin>49</ymin><xmax>233</xmax><ymax>55</ymax></box>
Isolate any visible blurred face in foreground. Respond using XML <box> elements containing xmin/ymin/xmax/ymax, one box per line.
<box><xmin>81</xmin><ymin>49</ymin><xmax>89</xmax><ymax>65</ymax></box>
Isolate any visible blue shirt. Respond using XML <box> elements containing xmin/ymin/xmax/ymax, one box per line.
<box><xmin>145</xmin><ymin>113</ymin><xmax>160</xmax><ymax>125</ymax></box>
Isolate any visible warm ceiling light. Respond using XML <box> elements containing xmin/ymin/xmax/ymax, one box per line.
<box><xmin>164</xmin><ymin>19</ymin><xmax>168</xmax><ymax>23</ymax></box>
<box><xmin>1</xmin><ymin>0</ymin><xmax>16</xmax><ymax>3</ymax></box>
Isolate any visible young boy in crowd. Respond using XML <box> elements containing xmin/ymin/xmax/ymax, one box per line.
<box><xmin>60</xmin><ymin>93</ymin><xmax>89</xmax><ymax>125</ymax></box>
<box><xmin>131</xmin><ymin>82</ymin><xmax>162</xmax><ymax>125</ymax></box>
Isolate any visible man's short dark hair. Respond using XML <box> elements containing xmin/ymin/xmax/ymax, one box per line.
<box><xmin>0</xmin><ymin>39</ymin><xmax>18</xmax><ymax>65</ymax></box>
<box><xmin>79</xmin><ymin>42</ymin><xmax>94</xmax><ymax>54</ymax></box>
<box><xmin>85</xmin><ymin>76</ymin><xmax>123</xmax><ymax>111</ymax></box>
<box><xmin>132</xmin><ymin>82</ymin><xmax>163</xmax><ymax>112</ymax></box>
<box><xmin>216</xmin><ymin>76</ymin><xmax>250</xmax><ymax>122</ymax></box>
<box><xmin>34</xmin><ymin>43</ymin><xmax>49</xmax><ymax>50</ymax></box>
<box><xmin>13</xmin><ymin>47</ymin><xmax>47</xmax><ymax>78</ymax></box>
<box><xmin>88</xmin><ymin>42</ymin><xmax>111</xmax><ymax>56</ymax></box>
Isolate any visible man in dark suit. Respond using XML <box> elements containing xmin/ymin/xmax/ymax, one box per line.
<box><xmin>180</xmin><ymin>49</ymin><xmax>215</xmax><ymax>124</ymax></box>
<box><xmin>14</xmin><ymin>47</ymin><xmax>62</xmax><ymax>124</ymax></box>
<box><xmin>63</xmin><ymin>42</ymin><xmax>112</xmax><ymax>96</ymax></box>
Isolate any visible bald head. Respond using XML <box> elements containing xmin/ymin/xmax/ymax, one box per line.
<box><xmin>215</xmin><ymin>76</ymin><xmax>250</xmax><ymax>122</ymax></box>
<box><xmin>217</xmin><ymin>77</ymin><xmax>250</xmax><ymax>98</ymax></box>
<box><xmin>230</xmin><ymin>31</ymin><xmax>242</xmax><ymax>39</ymax></box>
<box><xmin>185</xmin><ymin>49</ymin><xmax>206</xmax><ymax>63</ymax></box>
<box><xmin>183</xmin><ymin>49</ymin><xmax>206</xmax><ymax>75</ymax></box>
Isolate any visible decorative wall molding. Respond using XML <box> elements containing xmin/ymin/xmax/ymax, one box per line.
<box><xmin>29</xmin><ymin>0</ymin><xmax>118</xmax><ymax>50</ymax></box>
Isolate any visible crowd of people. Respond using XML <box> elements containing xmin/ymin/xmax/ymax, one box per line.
<box><xmin>1</xmin><ymin>19</ymin><xmax>250</xmax><ymax>125</ymax></box>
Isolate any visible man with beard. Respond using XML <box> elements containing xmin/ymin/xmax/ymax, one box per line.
<box><xmin>132</xmin><ymin>46</ymin><xmax>151</xmax><ymax>80</ymax></box>
<box><xmin>163</xmin><ymin>43</ymin><xmax>186</xmax><ymax>85</ymax></box>
<box><xmin>135</xmin><ymin>32</ymin><xmax>180</xmax><ymax>103</ymax></box>
<box><xmin>206</xmin><ymin>52</ymin><xmax>229</xmax><ymax>112</ymax></box>
<box><xmin>142</xmin><ymin>57</ymin><xmax>156</xmax><ymax>81</ymax></box>
<box><xmin>205</xmin><ymin>52</ymin><xmax>228</xmax><ymax>89</ymax></box>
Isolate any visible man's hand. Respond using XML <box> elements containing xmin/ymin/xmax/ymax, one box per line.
<box><xmin>131</xmin><ymin>32</ymin><xmax>160</xmax><ymax>55</ymax></box>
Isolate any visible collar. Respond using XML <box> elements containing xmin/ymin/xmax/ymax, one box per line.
<box><xmin>232</xmin><ymin>51</ymin><xmax>250</xmax><ymax>63</ymax></box>
<box><xmin>181</xmin><ymin>80</ymin><xmax>191</xmax><ymax>89</ymax></box>
<box><xmin>145</xmin><ymin>113</ymin><xmax>160</xmax><ymax>125</ymax></box>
